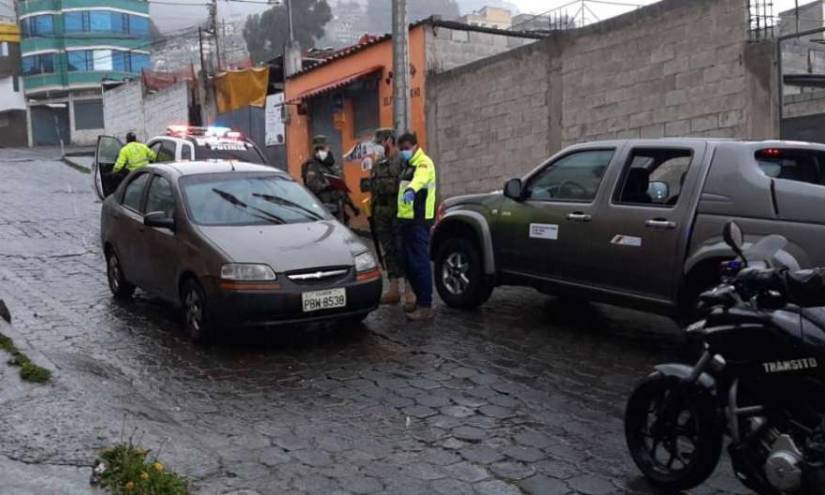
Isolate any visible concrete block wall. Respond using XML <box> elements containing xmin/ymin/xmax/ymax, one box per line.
<box><xmin>784</xmin><ymin>90</ymin><xmax>825</xmax><ymax>119</ymax></box>
<box><xmin>425</xmin><ymin>25</ymin><xmax>538</xmax><ymax>74</ymax></box>
<box><xmin>427</xmin><ymin>42</ymin><xmax>556</xmax><ymax>195</ymax></box>
<box><xmin>561</xmin><ymin>0</ymin><xmax>752</xmax><ymax>144</ymax></box>
<box><xmin>103</xmin><ymin>80</ymin><xmax>189</xmax><ymax>141</ymax></box>
<box><xmin>428</xmin><ymin>0</ymin><xmax>779</xmax><ymax>198</ymax></box>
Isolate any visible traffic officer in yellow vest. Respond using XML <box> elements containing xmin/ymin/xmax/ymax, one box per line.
<box><xmin>397</xmin><ymin>132</ymin><xmax>436</xmax><ymax>321</ymax></box>
<box><xmin>113</xmin><ymin>132</ymin><xmax>156</xmax><ymax>173</ymax></box>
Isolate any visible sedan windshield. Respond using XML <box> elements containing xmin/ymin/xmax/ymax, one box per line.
<box><xmin>181</xmin><ymin>173</ymin><xmax>329</xmax><ymax>225</ymax></box>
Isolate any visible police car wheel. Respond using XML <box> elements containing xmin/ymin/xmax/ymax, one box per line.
<box><xmin>106</xmin><ymin>250</ymin><xmax>134</xmax><ymax>299</ymax></box>
<box><xmin>435</xmin><ymin>237</ymin><xmax>493</xmax><ymax>309</ymax></box>
<box><xmin>181</xmin><ymin>279</ymin><xmax>212</xmax><ymax>344</ymax></box>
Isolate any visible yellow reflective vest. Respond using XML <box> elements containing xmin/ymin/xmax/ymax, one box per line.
<box><xmin>397</xmin><ymin>147</ymin><xmax>437</xmax><ymax>221</ymax></box>
<box><xmin>113</xmin><ymin>142</ymin><xmax>157</xmax><ymax>173</ymax></box>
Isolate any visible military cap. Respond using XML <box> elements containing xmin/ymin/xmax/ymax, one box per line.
<box><xmin>374</xmin><ymin>128</ymin><xmax>396</xmax><ymax>143</ymax></box>
<box><xmin>312</xmin><ymin>135</ymin><xmax>328</xmax><ymax>147</ymax></box>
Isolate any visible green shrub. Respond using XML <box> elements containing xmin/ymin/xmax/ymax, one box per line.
<box><xmin>96</xmin><ymin>443</ymin><xmax>188</xmax><ymax>495</ymax></box>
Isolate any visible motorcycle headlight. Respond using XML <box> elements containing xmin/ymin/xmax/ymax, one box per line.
<box><xmin>220</xmin><ymin>263</ymin><xmax>277</xmax><ymax>281</ymax></box>
<box><xmin>354</xmin><ymin>251</ymin><xmax>377</xmax><ymax>273</ymax></box>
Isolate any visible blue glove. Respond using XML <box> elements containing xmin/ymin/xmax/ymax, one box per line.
<box><xmin>403</xmin><ymin>189</ymin><xmax>416</xmax><ymax>204</ymax></box>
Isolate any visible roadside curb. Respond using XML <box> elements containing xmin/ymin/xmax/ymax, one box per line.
<box><xmin>62</xmin><ymin>155</ymin><xmax>91</xmax><ymax>174</ymax></box>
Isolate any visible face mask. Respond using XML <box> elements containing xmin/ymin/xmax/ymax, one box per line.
<box><xmin>400</xmin><ymin>149</ymin><xmax>413</xmax><ymax>161</ymax></box>
<box><xmin>316</xmin><ymin>150</ymin><xmax>329</xmax><ymax>161</ymax></box>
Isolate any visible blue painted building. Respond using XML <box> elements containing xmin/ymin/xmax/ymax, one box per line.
<box><xmin>18</xmin><ymin>0</ymin><xmax>152</xmax><ymax>145</ymax></box>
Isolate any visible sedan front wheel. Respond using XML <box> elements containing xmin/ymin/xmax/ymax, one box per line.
<box><xmin>181</xmin><ymin>279</ymin><xmax>212</xmax><ymax>343</ymax></box>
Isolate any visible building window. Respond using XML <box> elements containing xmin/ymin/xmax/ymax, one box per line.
<box><xmin>69</xmin><ymin>50</ymin><xmax>148</xmax><ymax>73</ymax></box>
<box><xmin>67</xmin><ymin>50</ymin><xmax>92</xmax><ymax>71</ymax></box>
<box><xmin>0</xmin><ymin>42</ymin><xmax>8</xmax><ymax>57</ymax></box>
<box><xmin>62</xmin><ymin>11</ymin><xmax>148</xmax><ymax>36</ymax></box>
<box><xmin>12</xmin><ymin>75</ymin><xmax>19</xmax><ymax>92</ymax></box>
<box><xmin>349</xmin><ymin>78</ymin><xmax>380</xmax><ymax>138</ymax></box>
<box><xmin>21</xmin><ymin>15</ymin><xmax>56</xmax><ymax>36</ymax></box>
<box><xmin>94</xmin><ymin>49</ymin><xmax>113</xmax><ymax>71</ymax></box>
<box><xmin>22</xmin><ymin>53</ymin><xmax>56</xmax><ymax>75</ymax></box>
<box><xmin>74</xmin><ymin>99</ymin><xmax>104</xmax><ymax>130</ymax></box>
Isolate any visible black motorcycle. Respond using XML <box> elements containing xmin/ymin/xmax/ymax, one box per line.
<box><xmin>625</xmin><ymin>221</ymin><xmax>825</xmax><ymax>494</ymax></box>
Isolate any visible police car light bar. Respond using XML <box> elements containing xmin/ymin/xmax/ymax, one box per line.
<box><xmin>165</xmin><ymin>125</ymin><xmax>241</xmax><ymax>139</ymax></box>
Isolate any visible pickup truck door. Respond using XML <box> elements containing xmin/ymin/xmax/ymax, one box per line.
<box><xmin>587</xmin><ymin>142</ymin><xmax>707</xmax><ymax>301</ymax></box>
<box><xmin>493</xmin><ymin>148</ymin><xmax>619</xmax><ymax>281</ymax></box>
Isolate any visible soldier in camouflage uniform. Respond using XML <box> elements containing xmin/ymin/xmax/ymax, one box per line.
<box><xmin>371</xmin><ymin>129</ymin><xmax>415</xmax><ymax>307</ymax></box>
<box><xmin>302</xmin><ymin>135</ymin><xmax>360</xmax><ymax>225</ymax></box>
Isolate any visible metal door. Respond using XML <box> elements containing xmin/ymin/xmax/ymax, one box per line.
<box><xmin>494</xmin><ymin>148</ymin><xmax>618</xmax><ymax>283</ymax></box>
<box><xmin>588</xmin><ymin>142</ymin><xmax>708</xmax><ymax>300</ymax></box>
<box><xmin>93</xmin><ymin>135</ymin><xmax>123</xmax><ymax>200</ymax></box>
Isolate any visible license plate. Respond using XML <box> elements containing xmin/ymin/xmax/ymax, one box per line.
<box><xmin>302</xmin><ymin>288</ymin><xmax>346</xmax><ymax>312</ymax></box>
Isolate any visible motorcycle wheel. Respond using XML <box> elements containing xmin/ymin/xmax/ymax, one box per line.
<box><xmin>625</xmin><ymin>372</ymin><xmax>723</xmax><ymax>491</ymax></box>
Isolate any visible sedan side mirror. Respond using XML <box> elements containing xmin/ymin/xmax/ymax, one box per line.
<box><xmin>144</xmin><ymin>211</ymin><xmax>175</xmax><ymax>231</ymax></box>
<box><xmin>503</xmin><ymin>178</ymin><xmax>524</xmax><ymax>201</ymax></box>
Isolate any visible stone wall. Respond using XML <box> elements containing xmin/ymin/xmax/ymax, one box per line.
<box><xmin>428</xmin><ymin>0</ymin><xmax>779</xmax><ymax>198</ymax></box>
<box><xmin>103</xmin><ymin>80</ymin><xmax>189</xmax><ymax>141</ymax></box>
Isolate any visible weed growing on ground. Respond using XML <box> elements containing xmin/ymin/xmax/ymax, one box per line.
<box><xmin>0</xmin><ymin>332</ymin><xmax>51</xmax><ymax>383</ymax></box>
<box><xmin>95</xmin><ymin>443</ymin><xmax>188</xmax><ymax>495</ymax></box>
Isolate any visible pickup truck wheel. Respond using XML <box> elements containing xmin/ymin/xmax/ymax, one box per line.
<box><xmin>435</xmin><ymin>237</ymin><xmax>493</xmax><ymax>309</ymax></box>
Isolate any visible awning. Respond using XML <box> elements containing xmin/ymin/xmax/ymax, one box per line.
<box><xmin>286</xmin><ymin>65</ymin><xmax>383</xmax><ymax>104</ymax></box>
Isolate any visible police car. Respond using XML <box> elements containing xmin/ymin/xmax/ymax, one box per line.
<box><xmin>92</xmin><ymin>126</ymin><xmax>269</xmax><ymax>200</ymax></box>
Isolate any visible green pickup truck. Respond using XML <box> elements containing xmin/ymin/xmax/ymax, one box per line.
<box><xmin>431</xmin><ymin>138</ymin><xmax>824</xmax><ymax>319</ymax></box>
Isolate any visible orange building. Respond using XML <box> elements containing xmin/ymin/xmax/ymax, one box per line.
<box><xmin>284</xmin><ymin>19</ymin><xmax>541</xmax><ymax>228</ymax></box>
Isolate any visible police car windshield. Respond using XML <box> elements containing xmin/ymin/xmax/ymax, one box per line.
<box><xmin>194</xmin><ymin>139</ymin><xmax>266</xmax><ymax>164</ymax></box>
<box><xmin>181</xmin><ymin>173</ymin><xmax>329</xmax><ymax>226</ymax></box>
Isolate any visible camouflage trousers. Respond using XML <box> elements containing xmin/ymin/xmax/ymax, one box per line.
<box><xmin>372</xmin><ymin>204</ymin><xmax>404</xmax><ymax>280</ymax></box>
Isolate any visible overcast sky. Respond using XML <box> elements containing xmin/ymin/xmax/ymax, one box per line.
<box><xmin>513</xmin><ymin>0</ymin><xmax>804</xmax><ymax>18</ymax></box>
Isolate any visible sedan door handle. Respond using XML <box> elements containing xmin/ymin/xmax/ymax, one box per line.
<box><xmin>566</xmin><ymin>212</ymin><xmax>592</xmax><ymax>222</ymax></box>
<box><xmin>645</xmin><ymin>218</ymin><xmax>676</xmax><ymax>230</ymax></box>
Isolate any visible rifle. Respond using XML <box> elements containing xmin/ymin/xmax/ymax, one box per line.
<box><xmin>367</xmin><ymin>214</ymin><xmax>386</xmax><ymax>270</ymax></box>
<box><xmin>362</xmin><ymin>195</ymin><xmax>385</xmax><ymax>270</ymax></box>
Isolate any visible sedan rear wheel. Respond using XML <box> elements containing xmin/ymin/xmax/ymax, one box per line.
<box><xmin>106</xmin><ymin>250</ymin><xmax>134</xmax><ymax>300</ymax></box>
<box><xmin>182</xmin><ymin>279</ymin><xmax>212</xmax><ymax>343</ymax></box>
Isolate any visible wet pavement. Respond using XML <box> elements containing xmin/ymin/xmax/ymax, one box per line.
<box><xmin>0</xmin><ymin>149</ymin><xmax>746</xmax><ymax>494</ymax></box>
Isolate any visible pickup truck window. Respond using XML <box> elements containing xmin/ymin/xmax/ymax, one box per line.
<box><xmin>756</xmin><ymin>149</ymin><xmax>825</xmax><ymax>186</ymax></box>
<box><xmin>615</xmin><ymin>148</ymin><xmax>693</xmax><ymax>207</ymax></box>
<box><xmin>526</xmin><ymin>149</ymin><xmax>614</xmax><ymax>202</ymax></box>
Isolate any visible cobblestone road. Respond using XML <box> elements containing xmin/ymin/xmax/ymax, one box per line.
<box><xmin>0</xmin><ymin>150</ymin><xmax>745</xmax><ymax>494</ymax></box>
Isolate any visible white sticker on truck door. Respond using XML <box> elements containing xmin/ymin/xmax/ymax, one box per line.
<box><xmin>529</xmin><ymin>223</ymin><xmax>558</xmax><ymax>240</ymax></box>
<box><xmin>611</xmin><ymin>235</ymin><xmax>642</xmax><ymax>247</ymax></box>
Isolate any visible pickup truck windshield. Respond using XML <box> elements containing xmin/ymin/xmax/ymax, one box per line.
<box><xmin>181</xmin><ymin>173</ymin><xmax>328</xmax><ymax>226</ymax></box>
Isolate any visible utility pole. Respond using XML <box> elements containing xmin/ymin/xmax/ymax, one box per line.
<box><xmin>198</xmin><ymin>26</ymin><xmax>209</xmax><ymax>125</ymax></box>
<box><xmin>209</xmin><ymin>0</ymin><xmax>221</xmax><ymax>72</ymax></box>
<box><xmin>392</xmin><ymin>0</ymin><xmax>410</xmax><ymax>134</ymax></box>
<box><xmin>283</xmin><ymin>0</ymin><xmax>302</xmax><ymax>77</ymax></box>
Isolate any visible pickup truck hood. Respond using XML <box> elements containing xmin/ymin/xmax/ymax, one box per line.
<box><xmin>444</xmin><ymin>192</ymin><xmax>500</xmax><ymax>208</ymax></box>
<box><xmin>198</xmin><ymin>220</ymin><xmax>365</xmax><ymax>272</ymax></box>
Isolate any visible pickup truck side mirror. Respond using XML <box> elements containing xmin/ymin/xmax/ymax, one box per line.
<box><xmin>144</xmin><ymin>211</ymin><xmax>175</xmax><ymax>231</ymax></box>
<box><xmin>503</xmin><ymin>178</ymin><xmax>524</xmax><ymax>201</ymax></box>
